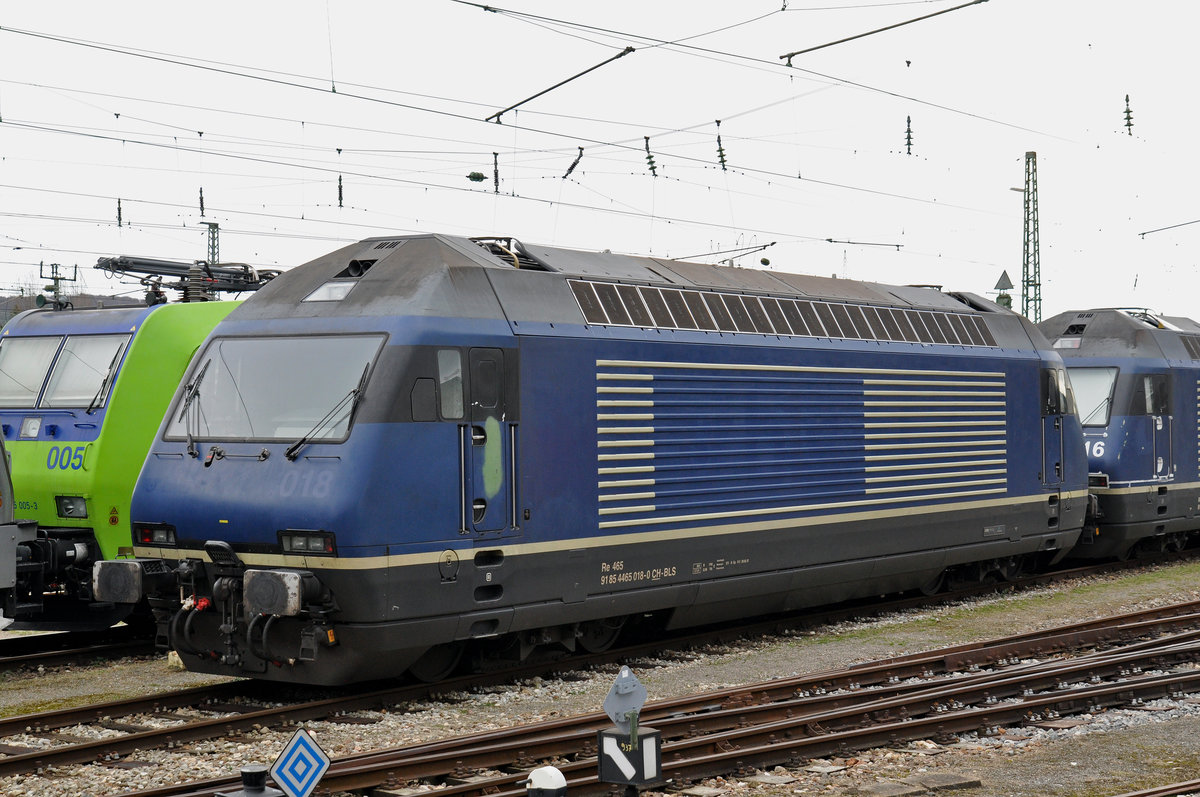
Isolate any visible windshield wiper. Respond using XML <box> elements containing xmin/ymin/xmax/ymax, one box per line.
<box><xmin>85</xmin><ymin>344</ymin><xmax>126</xmax><ymax>415</ymax></box>
<box><xmin>1082</xmin><ymin>395</ymin><xmax>1111</xmax><ymax>426</ymax></box>
<box><xmin>285</xmin><ymin>363</ymin><xmax>370</xmax><ymax>462</ymax></box>
<box><xmin>178</xmin><ymin>360</ymin><xmax>211</xmax><ymax>458</ymax></box>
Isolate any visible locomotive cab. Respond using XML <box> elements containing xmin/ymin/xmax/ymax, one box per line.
<box><xmin>1040</xmin><ymin>309</ymin><xmax>1200</xmax><ymax>558</ymax></box>
<box><xmin>0</xmin><ymin>302</ymin><xmax>238</xmax><ymax>629</ymax></box>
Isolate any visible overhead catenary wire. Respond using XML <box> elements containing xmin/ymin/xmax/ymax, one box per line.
<box><xmin>0</xmin><ymin>16</ymin><xmax>1068</xmax><ymax>219</ymax></box>
<box><xmin>1</xmin><ymin>110</ymin><xmax>973</xmax><ymax>212</ymax></box>
<box><xmin>0</xmin><ymin>8</ymin><xmax>1070</xmax><ymax>287</ymax></box>
<box><xmin>779</xmin><ymin>0</ymin><xmax>989</xmax><ymax>62</ymax></box>
<box><xmin>485</xmin><ymin>46</ymin><xmax>635</xmax><ymax>123</ymax></box>
<box><xmin>452</xmin><ymin>1</ymin><xmax>1063</xmax><ymax>139</ymax></box>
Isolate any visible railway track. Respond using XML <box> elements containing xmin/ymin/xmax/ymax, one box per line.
<box><xmin>2</xmin><ymin>554</ymin><xmax>1197</xmax><ymax>795</ymax></box>
<box><xmin>0</xmin><ymin>625</ymin><xmax>154</xmax><ymax>674</ymax></box>
<box><xmin>0</xmin><ymin>595</ymin><xmax>1196</xmax><ymax>795</ymax></box>
<box><xmin>1114</xmin><ymin>782</ymin><xmax>1200</xmax><ymax>797</ymax></box>
<box><xmin>101</xmin><ymin>597</ymin><xmax>1200</xmax><ymax>797</ymax></box>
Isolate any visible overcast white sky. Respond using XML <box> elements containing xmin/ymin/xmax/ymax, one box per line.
<box><xmin>0</xmin><ymin>1</ymin><xmax>1194</xmax><ymax>318</ymax></box>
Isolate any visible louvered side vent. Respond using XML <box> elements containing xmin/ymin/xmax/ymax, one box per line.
<box><xmin>373</xmin><ymin>240</ymin><xmax>404</xmax><ymax>249</ymax></box>
<box><xmin>569</xmin><ymin>279</ymin><xmax>996</xmax><ymax>348</ymax></box>
<box><xmin>1181</xmin><ymin>335</ymin><xmax>1200</xmax><ymax>359</ymax></box>
<box><xmin>594</xmin><ymin>358</ymin><xmax>1008</xmax><ymax>534</ymax></box>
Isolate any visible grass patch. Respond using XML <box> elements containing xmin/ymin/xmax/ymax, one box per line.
<box><xmin>3</xmin><ymin>691</ymin><xmax>127</xmax><ymax>718</ymax></box>
<box><xmin>775</xmin><ymin>559</ymin><xmax>1200</xmax><ymax>655</ymax></box>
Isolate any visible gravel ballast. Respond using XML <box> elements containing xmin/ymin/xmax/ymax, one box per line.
<box><xmin>3</xmin><ymin>560</ymin><xmax>1200</xmax><ymax>796</ymax></box>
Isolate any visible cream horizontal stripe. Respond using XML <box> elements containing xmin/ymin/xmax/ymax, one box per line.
<box><xmin>597</xmin><ymin>413</ymin><xmax>655</xmax><ymax>421</ymax></box>
<box><xmin>598</xmin><ymin>479</ymin><xmax>656</xmax><ymax>488</ymax></box>
<box><xmin>1094</xmin><ymin>480</ymin><xmax>1200</xmax><ymax>495</ymax></box>
<box><xmin>598</xmin><ymin>440</ymin><xmax>654</xmax><ymax>448</ymax></box>
<box><xmin>598</xmin><ymin>452</ymin><xmax>655</xmax><ymax>461</ymax></box>
<box><xmin>866</xmin><ymin>431</ymin><xmax>1007</xmax><ymax>440</ymax></box>
<box><xmin>864</xmin><ymin>400</ymin><xmax>1006</xmax><ymax>407</ymax></box>
<box><xmin>135</xmin><ymin>492</ymin><xmax>1086</xmax><ymax>567</ymax></box>
<box><xmin>865</xmin><ymin>420</ymin><xmax>1005</xmax><ymax>429</ymax></box>
<box><xmin>868</xmin><ymin>482</ymin><xmax>1008</xmax><ymax>494</ymax></box>
<box><xmin>865</xmin><ymin>459</ymin><xmax>1006</xmax><ymax>471</ymax></box>
<box><xmin>600</xmin><ymin>504</ymin><xmax>656</xmax><ymax>515</ymax></box>
<box><xmin>866</xmin><ymin>449</ymin><xmax>1006</xmax><ymax>460</ymax></box>
<box><xmin>597</xmin><ymin>373</ymin><xmax>654</xmax><ymax>381</ymax></box>
<box><xmin>867</xmin><ymin>479</ymin><xmax>1006</xmax><ymax>495</ymax></box>
<box><xmin>597</xmin><ymin>386</ymin><xmax>654</xmax><ymax>393</ymax></box>
<box><xmin>595</xmin><ymin>487</ymin><xmax>1050</xmax><ymax>530</ymax></box>
<box><xmin>597</xmin><ymin>400</ymin><xmax>655</xmax><ymax>407</ymax></box>
<box><xmin>864</xmin><ymin>411</ymin><xmax>1006</xmax><ymax>417</ymax></box>
<box><xmin>598</xmin><ymin>359</ymin><xmax>1003</xmax><ymax>378</ymax></box>
<box><xmin>864</xmin><ymin>379</ymin><xmax>1005</xmax><ymax>387</ymax></box>
<box><xmin>597</xmin><ymin>466</ymin><xmax>656</xmax><ymax>474</ymax></box>
<box><xmin>598</xmin><ymin>426</ymin><xmax>655</xmax><ymax>434</ymax></box>
<box><xmin>866</xmin><ymin>440</ymin><xmax>1004</xmax><ymax>450</ymax></box>
<box><xmin>866</xmin><ymin>470</ymin><xmax>1006</xmax><ymax>484</ymax></box>
<box><xmin>599</xmin><ymin>492</ymin><xmax>657</xmax><ymax>502</ymax></box>
<box><xmin>864</xmin><ymin>390</ymin><xmax>1005</xmax><ymax>397</ymax></box>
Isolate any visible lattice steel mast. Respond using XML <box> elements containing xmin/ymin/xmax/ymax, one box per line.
<box><xmin>1021</xmin><ymin>151</ymin><xmax>1041</xmax><ymax>322</ymax></box>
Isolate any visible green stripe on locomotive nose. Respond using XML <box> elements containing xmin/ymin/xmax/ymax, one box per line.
<box><xmin>4</xmin><ymin>301</ymin><xmax>238</xmax><ymax>561</ymax></box>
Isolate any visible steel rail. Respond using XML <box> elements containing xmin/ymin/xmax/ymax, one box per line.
<box><xmin>6</xmin><ymin>561</ymin><xmax>1199</xmax><ymax>789</ymax></box>
<box><xmin>9</xmin><ymin>599</ymin><xmax>1197</xmax><ymax>777</ymax></box>
<box><xmin>106</xmin><ymin>608</ymin><xmax>1200</xmax><ymax>797</ymax></box>
<box><xmin>125</xmin><ymin>645</ymin><xmax>1200</xmax><ymax>797</ymax></box>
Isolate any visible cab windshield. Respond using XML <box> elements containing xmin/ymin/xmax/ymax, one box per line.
<box><xmin>165</xmin><ymin>334</ymin><xmax>384</xmax><ymax>442</ymax></box>
<box><xmin>1067</xmin><ymin>366</ymin><xmax>1118</xmax><ymax>427</ymax></box>
<box><xmin>42</xmin><ymin>334</ymin><xmax>130</xmax><ymax>409</ymax></box>
<box><xmin>0</xmin><ymin>336</ymin><xmax>62</xmax><ymax>407</ymax></box>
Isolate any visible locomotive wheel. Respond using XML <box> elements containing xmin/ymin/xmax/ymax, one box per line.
<box><xmin>998</xmin><ymin>556</ymin><xmax>1027</xmax><ymax>582</ymax></box>
<box><xmin>407</xmin><ymin>642</ymin><xmax>466</xmax><ymax>682</ymax></box>
<box><xmin>1167</xmin><ymin>532</ymin><xmax>1188</xmax><ymax>553</ymax></box>
<box><xmin>577</xmin><ymin>618</ymin><xmax>626</xmax><ymax>653</ymax></box>
<box><xmin>917</xmin><ymin>571</ymin><xmax>945</xmax><ymax>596</ymax></box>
<box><xmin>1135</xmin><ymin>536</ymin><xmax>1168</xmax><ymax>557</ymax></box>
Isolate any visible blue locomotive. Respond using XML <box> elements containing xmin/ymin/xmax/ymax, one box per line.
<box><xmin>95</xmin><ymin>234</ymin><xmax>1088</xmax><ymax>684</ymax></box>
<box><xmin>1039</xmin><ymin>309</ymin><xmax>1200</xmax><ymax>558</ymax></box>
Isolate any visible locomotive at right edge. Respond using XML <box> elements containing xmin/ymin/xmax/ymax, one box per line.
<box><xmin>94</xmin><ymin>233</ymin><xmax>1091</xmax><ymax>685</ymax></box>
<box><xmin>1040</xmin><ymin>309</ymin><xmax>1200</xmax><ymax>559</ymax></box>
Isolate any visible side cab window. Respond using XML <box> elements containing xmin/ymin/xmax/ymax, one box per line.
<box><xmin>1041</xmin><ymin>368</ymin><xmax>1068</xmax><ymax>416</ymax></box>
<box><xmin>1129</xmin><ymin>374</ymin><xmax>1170</xmax><ymax>416</ymax></box>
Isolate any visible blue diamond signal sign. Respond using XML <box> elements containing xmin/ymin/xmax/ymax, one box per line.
<box><xmin>270</xmin><ymin>728</ymin><xmax>330</xmax><ymax>797</ymax></box>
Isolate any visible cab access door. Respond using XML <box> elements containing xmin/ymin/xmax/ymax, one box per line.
<box><xmin>1041</xmin><ymin>368</ymin><xmax>1066</xmax><ymax>488</ymax></box>
<box><xmin>1136</xmin><ymin>374</ymin><xmax>1172</xmax><ymax>479</ymax></box>
<box><xmin>463</xmin><ymin>348</ymin><xmax>516</xmax><ymax>534</ymax></box>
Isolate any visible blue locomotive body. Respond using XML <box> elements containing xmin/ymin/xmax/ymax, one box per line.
<box><xmin>1039</xmin><ymin>309</ymin><xmax>1200</xmax><ymax>558</ymax></box>
<box><xmin>97</xmin><ymin>234</ymin><xmax>1088</xmax><ymax>684</ymax></box>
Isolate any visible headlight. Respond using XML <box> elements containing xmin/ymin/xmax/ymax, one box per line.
<box><xmin>55</xmin><ymin>495</ymin><xmax>88</xmax><ymax>519</ymax></box>
<box><xmin>278</xmin><ymin>530</ymin><xmax>336</xmax><ymax>555</ymax></box>
<box><xmin>135</xmin><ymin>523</ymin><xmax>177</xmax><ymax>546</ymax></box>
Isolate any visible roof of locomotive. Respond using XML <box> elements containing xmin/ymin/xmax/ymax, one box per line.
<box><xmin>234</xmin><ymin>232</ymin><xmax>1005</xmax><ymax>320</ymax></box>
<box><xmin>1038</xmin><ymin>308</ymin><xmax>1200</xmax><ymax>362</ymax></box>
<box><xmin>223</xmin><ymin>234</ymin><xmax>1041</xmax><ymax>352</ymax></box>
<box><xmin>1</xmin><ymin>301</ymin><xmax>240</xmax><ymax>339</ymax></box>
<box><xmin>1</xmin><ymin>304</ymin><xmax>160</xmax><ymax>337</ymax></box>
